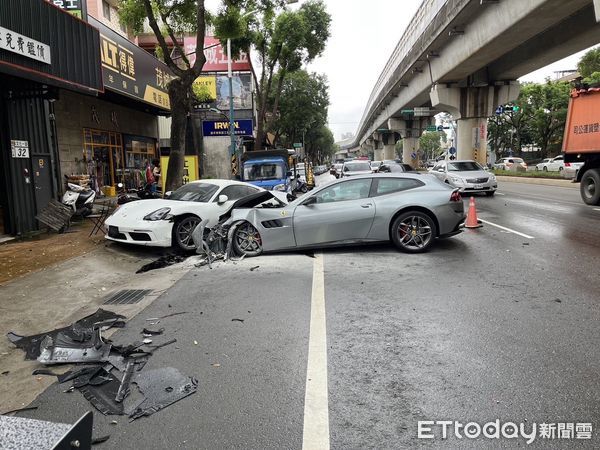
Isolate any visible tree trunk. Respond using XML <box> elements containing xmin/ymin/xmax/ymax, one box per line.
<box><xmin>165</xmin><ymin>79</ymin><xmax>189</xmax><ymax>192</ymax></box>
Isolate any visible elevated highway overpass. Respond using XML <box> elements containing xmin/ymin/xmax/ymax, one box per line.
<box><xmin>345</xmin><ymin>0</ymin><xmax>600</xmax><ymax>165</ymax></box>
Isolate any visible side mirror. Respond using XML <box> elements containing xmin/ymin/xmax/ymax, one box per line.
<box><xmin>303</xmin><ymin>196</ymin><xmax>317</xmax><ymax>206</ymax></box>
<box><xmin>217</xmin><ymin>194</ymin><xmax>229</xmax><ymax>204</ymax></box>
<box><xmin>164</xmin><ymin>191</ymin><xmax>172</xmax><ymax>199</ymax></box>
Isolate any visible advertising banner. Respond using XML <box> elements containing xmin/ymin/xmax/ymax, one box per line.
<box><xmin>160</xmin><ymin>156</ymin><xmax>199</xmax><ymax>190</ymax></box>
<box><xmin>193</xmin><ymin>75</ymin><xmax>217</xmax><ymax>101</ymax></box>
<box><xmin>203</xmin><ymin>119</ymin><xmax>253</xmax><ymax>137</ymax></box>
<box><xmin>90</xmin><ymin>16</ymin><xmax>174</xmax><ymax>111</ymax></box>
<box><xmin>183</xmin><ymin>36</ymin><xmax>251</xmax><ymax>71</ymax></box>
<box><xmin>216</xmin><ymin>73</ymin><xmax>253</xmax><ymax>110</ymax></box>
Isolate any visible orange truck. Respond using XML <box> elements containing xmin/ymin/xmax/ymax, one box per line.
<box><xmin>563</xmin><ymin>87</ymin><xmax>600</xmax><ymax>205</ymax></box>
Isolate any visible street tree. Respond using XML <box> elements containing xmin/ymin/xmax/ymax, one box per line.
<box><xmin>215</xmin><ymin>0</ymin><xmax>331</xmax><ymax>150</ymax></box>
<box><xmin>578</xmin><ymin>47</ymin><xmax>600</xmax><ymax>81</ymax></box>
<box><xmin>271</xmin><ymin>70</ymin><xmax>329</xmax><ymax>148</ymax></box>
<box><xmin>419</xmin><ymin>131</ymin><xmax>445</xmax><ymax>161</ymax></box>
<box><xmin>118</xmin><ymin>0</ymin><xmax>207</xmax><ymax>192</ymax></box>
<box><xmin>304</xmin><ymin>124</ymin><xmax>335</xmax><ymax>163</ymax></box>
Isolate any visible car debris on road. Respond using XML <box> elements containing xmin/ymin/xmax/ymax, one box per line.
<box><xmin>6</xmin><ymin>309</ymin><xmax>196</xmax><ymax>423</ymax></box>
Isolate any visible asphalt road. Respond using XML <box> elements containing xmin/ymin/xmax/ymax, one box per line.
<box><xmin>15</xmin><ymin>177</ymin><xmax>600</xmax><ymax>449</ymax></box>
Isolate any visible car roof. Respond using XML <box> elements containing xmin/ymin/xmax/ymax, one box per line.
<box><xmin>187</xmin><ymin>179</ymin><xmax>253</xmax><ymax>188</ymax></box>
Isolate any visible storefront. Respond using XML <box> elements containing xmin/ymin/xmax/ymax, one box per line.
<box><xmin>52</xmin><ymin>16</ymin><xmax>172</xmax><ymax>195</ymax></box>
<box><xmin>0</xmin><ymin>0</ymin><xmax>102</xmax><ymax>236</ymax></box>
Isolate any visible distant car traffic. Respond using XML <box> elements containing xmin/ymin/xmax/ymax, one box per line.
<box><xmin>563</xmin><ymin>161</ymin><xmax>584</xmax><ymax>179</ymax></box>
<box><xmin>370</xmin><ymin>161</ymin><xmax>382</xmax><ymax>172</ymax></box>
<box><xmin>430</xmin><ymin>160</ymin><xmax>497</xmax><ymax>196</ymax></box>
<box><xmin>341</xmin><ymin>161</ymin><xmax>373</xmax><ymax>177</ymax></box>
<box><xmin>378</xmin><ymin>163</ymin><xmax>416</xmax><ymax>173</ymax></box>
<box><xmin>544</xmin><ymin>155</ymin><xmax>565</xmax><ymax>172</ymax></box>
<box><xmin>330</xmin><ymin>163</ymin><xmax>344</xmax><ymax>178</ymax></box>
<box><xmin>227</xmin><ymin>174</ymin><xmax>466</xmax><ymax>255</ymax></box>
<box><xmin>535</xmin><ymin>158</ymin><xmax>552</xmax><ymax>171</ymax></box>
<box><xmin>493</xmin><ymin>157</ymin><xmax>528</xmax><ymax>171</ymax></box>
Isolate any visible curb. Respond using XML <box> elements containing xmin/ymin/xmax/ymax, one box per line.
<box><xmin>496</xmin><ymin>175</ymin><xmax>578</xmax><ymax>188</ymax></box>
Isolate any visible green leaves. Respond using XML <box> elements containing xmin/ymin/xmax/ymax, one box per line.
<box><xmin>577</xmin><ymin>47</ymin><xmax>600</xmax><ymax>79</ymax></box>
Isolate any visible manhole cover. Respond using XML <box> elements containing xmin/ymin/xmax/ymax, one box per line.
<box><xmin>103</xmin><ymin>289</ymin><xmax>152</xmax><ymax>305</ymax></box>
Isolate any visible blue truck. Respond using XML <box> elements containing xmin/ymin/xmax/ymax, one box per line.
<box><xmin>240</xmin><ymin>150</ymin><xmax>296</xmax><ymax>192</ymax></box>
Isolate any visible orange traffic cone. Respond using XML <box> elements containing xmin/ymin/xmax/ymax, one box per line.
<box><xmin>464</xmin><ymin>196</ymin><xmax>483</xmax><ymax>228</ymax></box>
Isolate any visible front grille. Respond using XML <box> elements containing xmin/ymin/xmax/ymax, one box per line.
<box><xmin>108</xmin><ymin>226</ymin><xmax>126</xmax><ymax>240</ymax></box>
<box><xmin>130</xmin><ymin>232</ymin><xmax>152</xmax><ymax>241</ymax></box>
<box><xmin>466</xmin><ymin>177</ymin><xmax>489</xmax><ymax>183</ymax></box>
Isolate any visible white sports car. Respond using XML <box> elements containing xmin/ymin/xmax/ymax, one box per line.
<box><xmin>105</xmin><ymin>179</ymin><xmax>282</xmax><ymax>251</ymax></box>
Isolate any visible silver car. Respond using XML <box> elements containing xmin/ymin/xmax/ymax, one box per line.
<box><xmin>226</xmin><ymin>174</ymin><xmax>465</xmax><ymax>255</ymax></box>
<box><xmin>341</xmin><ymin>161</ymin><xmax>373</xmax><ymax>177</ymax></box>
<box><xmin>430</xmin><ymin>160</ymin><xmax>497</xmax><ymax>196</ymax></box>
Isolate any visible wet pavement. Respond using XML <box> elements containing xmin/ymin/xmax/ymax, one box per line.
<box><xmin>6</xmin><ymin>178</ymin><xmax>600</xmax><ymax>449</ymax></box>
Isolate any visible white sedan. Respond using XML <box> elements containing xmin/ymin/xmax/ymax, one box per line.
<box><xmin>105</xmin><ymin>180</ymin><xmax>267</xmax><ymax>251</ymax></box>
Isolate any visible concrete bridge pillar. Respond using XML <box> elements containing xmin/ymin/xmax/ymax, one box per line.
<box><xmin>374</xmin><ymin>147</ymin><xmax>384</xmax><ymax>161</ymax></box>
<box><xmin>383</xmin><ymin>145</ymin><xmax>396</xmax><ymax>160</ymax></box>
<box><xmin>430</xmin><ymin>82</ymin><xmax>519</xmax><ymax>162</ymax></box>
<box><xmin>403</xmin><ymin>137</ymin><xmax>420</xmax><ymax>167</ymax></box>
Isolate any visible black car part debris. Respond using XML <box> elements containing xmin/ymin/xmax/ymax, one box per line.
<box><xmin>79</xmin><ymin>371</ymin><xmax>124</xmax><ymax>416</ymax></box>
<box><xmin>91</xmin><ymin>435</ymin><xmax>110</xmax><ymax>445</ymax></box>
<box><xmin>129</xmin><ymin>367</ymin><xmax>198</xmax><ymax>421</ymax></box>
<box><xmin>7</xmin><ymin>309</ymin><xmax>125</xmax><ymax>360</ymax></box>
<box><xmin>141</xmin><ymin>327</ymin><xmax>164</xmax><ymax>336</ymax></box>
<box><xmin>0</xmin><ymin>411</ymin><xmax>93</xmax><ymax>450</ymax></box>
<box><xmin>115</xmin><ymin>360</ymin><xmax>135</xmax><ymax>403</ymax></box>
<box><xmin>136</xmin><ymin>254</ymin><xmax>188</xmax><ymax>273</ymax></box>
<box><xmin>37</xmin><ymin>325</ymin><xmax>112</xmax><ymax>365</ymax></box>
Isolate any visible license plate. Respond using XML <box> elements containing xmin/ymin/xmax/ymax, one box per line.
<box><xmin>474</xmin><ymin>184</ymin><xmax>483</xmax><ymax>189</ymax></box>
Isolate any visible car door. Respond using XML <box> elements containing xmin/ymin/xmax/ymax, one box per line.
<box><xmin>548</xmin><ymin>156</ymin><xmax>563</xmax><ymax>171</ymax></box>
<box><xmin>292</xmin><ymin>178</ymin><xmax>375</xmax><ymax>246</ymax></box>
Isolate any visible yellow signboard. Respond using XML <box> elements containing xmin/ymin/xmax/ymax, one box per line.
<box><xmin>193</xmin><ymin>76</ymin><xmax>217</xmax><ymax>101</ymax></box>
<box><xmin>160</xmin><ymin>156</ymin><xmax>199</xmax><ymax>191</ymax></box>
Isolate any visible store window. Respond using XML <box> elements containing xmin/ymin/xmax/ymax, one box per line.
<box><xmin>123</xmin><ymin>135</ymin><xmax>158</xmax><ymax>189</ymax></box>
<box><xmin>83</xmin><ymin>128</ymin><xmax>124</xmax><ymax>192</ymax></box>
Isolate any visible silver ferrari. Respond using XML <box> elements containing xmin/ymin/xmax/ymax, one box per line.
<box><xmin>226</xmin><ymin>174</ymin><xmax>465</xmax><ymax>255</ymax></box>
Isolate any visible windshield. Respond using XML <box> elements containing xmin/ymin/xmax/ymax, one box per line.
<box><xmin>244</xmin><ymin>162</ymin><xmax>285</xmax><ymax>181</ymax></box>
<box><xmin>345</xmin><ymin>162</ymin><xmax>371</xmax><ymax>171</ymax></box>
<box><xmin>447</xmin><ymin>161</ymin><xmax>484</xmax><ymax>171</ymax></box>
<box><xmin>371</xmin><ymin>162</ymin><xmax>381</xmax><ymax>168</ymax></box>
<box><xmin>169</xmin><ymin>183</ymin><xmax>219</xmax><ymax>202</ymax></box>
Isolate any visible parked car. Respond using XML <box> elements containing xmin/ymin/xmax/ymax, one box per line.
<box><xmin>544</xmin><ymin>155</ymin><xmax>565</xmax><ymax>172</ymax></box>
<box><xmin>430</xmin><ymin>160</ymin><xmax>497</xmax><ymax>196</ymax></box>
<box><xmin>493</xmin><ymin>157</ymin><xmax>528</xmax><ymax>171</ymax></box>
<box><xmin>535</xmin><ymin>158</ymin><xmax>552</xmax><ymax>171</ymax></box>
<box><xmin>378</xmin><ymin>163</ymin><xmax>416</xmax><ymax>173</ymax></box>
<box><xmin>105</xmin><ymin>179</ymin><xmax>282</xmax><ymax>251</ymax></box>
<box><xmin>227</xmin><ymin>174</ymin><xmax>465</xmax><ymax>255</ymax></box>
<box><xmin>330</xmin><ymin>163</ymin><xmax>344</xmax><ymax>178</ymax></box>
<box><xmin>341</xmin><ymin>161</ymin><xmax>373</xmax><ymax>177</ymax></box>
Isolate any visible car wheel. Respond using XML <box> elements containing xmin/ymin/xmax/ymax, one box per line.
<box><xmin>232</xmin><ymin>222</ymin><xmax>263</xmax><ymax>257</ymax></box>
<box><xmin>543</xmin><ymin>166</ymin><xmax>548</xmax><ymax>172</ymax></box>
<box><xmin>173</xmin><ymin>215</ymin><xmax>201</xmax><ymax>252</ymax></box>
<box><xmin>580</xmin><ymin>169</ymin><xmax>600</xmax><ymax>205</ymax></box>
<box><xmin>486</xmin><ymin>191</ymin><xmax>495</xmax><ymax>197</ymax></box>
<box><xmin>559</xmin><ymin>166</ymin><xmax>563</xmax><ymax>172</ymax></box>
<box><xmin>535</xmin><ymin>167</ymin><xmax>539</xmax><ymax>171</ymax></box>
<box><xmin>391</xmin><ymin>211</ymin><xmax>437</xmax><ymax>253</ymax></box>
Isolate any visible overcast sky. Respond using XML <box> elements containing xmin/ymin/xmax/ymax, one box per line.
<box><xmin>206</xmin><ymin>0</ymin><xmax>595</xmax><ymax>142</ymax></box>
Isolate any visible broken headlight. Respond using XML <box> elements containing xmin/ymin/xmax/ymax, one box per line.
<box><xmin>143</xmin><ymin>207</ymin><xmax>172</xmax><ymax>221</ymax></box>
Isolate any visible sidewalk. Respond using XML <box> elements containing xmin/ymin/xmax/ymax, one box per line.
<box><xmin>0</xmin><ymin>225</ymin><xmax>196</xmax><ymax>414</ymax></box>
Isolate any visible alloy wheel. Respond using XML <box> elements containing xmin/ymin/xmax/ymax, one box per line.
<box><xmin>397</xmin><ymin>215</ymin><xmax>433</xmax><ymax>250</ymax></box>
<box><xmin>175</xmin><ymin>216</ymin><xmax>200</xmax><ymax>251</ymax></box>
<box><xmin>234</xmin><ymin>222</ymin><xmax>263</xmax><ymax>256</ymax></box>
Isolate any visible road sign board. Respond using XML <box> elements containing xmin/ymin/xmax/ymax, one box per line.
<box><xmin>414</xmin><ymin>107</ymin><xmax>430</xmax><ymax>117</ymax></box>
<box><xmin>400</xmin><ymin>109</ymin><xmax>413</xmax><ymax>114</ymax></box>
<box><xmin>411</xmin><ymin>152</ymin><xmax>417</xmax><ymax>159</ymax></box>
<box><xmin>449</xmin><ymin>146</ymin><xmax>456</xmax><ymax>155</ymax></box>
<box><xmin>293</xmin><ymin>143</ymin><xmax>302</xmax><ymax>148</ymax></box>
<box><xmin>426</xmin><ymin>125</ymin><xmax>437</xmax><ymax>132</ymax></box>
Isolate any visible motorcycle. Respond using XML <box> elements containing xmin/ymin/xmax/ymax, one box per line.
<box><xmin>62</xmin><ymin>183</ymin><xmax>96</xmax><ymax>217</ymax></box>
<box><xmin>293</xmin><ymin>176</ymin><xmax>309</xmax><ymax>194</ymax></box>
<box><xmin>117</xmin><ymin>183</ymin><xmax>161</xmax><ymax>205</ymax></box>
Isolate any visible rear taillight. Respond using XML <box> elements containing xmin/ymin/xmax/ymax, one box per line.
<box><xmin>450</xmin><ymin>190</ymin><xmax>462</xmax><ymax>202</ymax></box>
<box><xmin>565</xmin><ymin>162</ymin><xmax>571</xmax><ymax>167</ymax></box>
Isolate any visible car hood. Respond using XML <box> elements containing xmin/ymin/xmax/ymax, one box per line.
<box><xmin>111</xmin><ymin>199</ymin><xmax>207</xmax><ymax>221</ymax></box>
<box><xmin>447</xmin><ymin>170</ymin><xmax>491</xmax><ymax>179</ymax></box>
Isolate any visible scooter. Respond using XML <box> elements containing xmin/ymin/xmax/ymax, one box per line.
<box><xmin>62</xmin><ymin>183</ymin><xmax>95</xmax><ymax>217</ymax></box>
<box><xmin>116</xmin><ymin>183</ymin><xmax>161</xmax><ymax>205</ymax></box>
<box><xmin>293</xmin><ymin>176</ymin><xmax>309</xmax><ymax>194</ymax></box>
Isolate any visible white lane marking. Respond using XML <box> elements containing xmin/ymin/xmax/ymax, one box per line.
<box><xmin>495</xmin><ymin>192</ymin><xmax>506</xmax><ymax>196</ymax></box>
<box><xmin>479</xmin><ymin>219</ymin><xmax>535</xmax><ymax>239</ymax></box>
<box><xmin>302</xmin><ymin>253</ymin><xmax>330</xmax><ymax>450</ymax></box>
